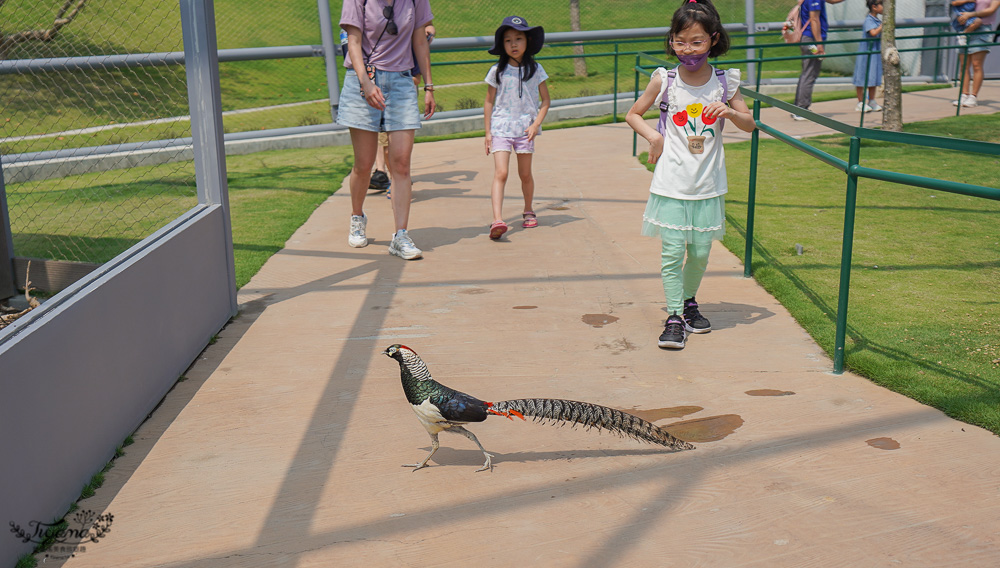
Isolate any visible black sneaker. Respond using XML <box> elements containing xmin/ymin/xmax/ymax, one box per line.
<box><xmin>658</xmin><ymin>315</ymin><xmax>686</xmax><ymax>349</ymax></box>
<box><xmin>369</xmin><ymin>170</ymin><xmax>390</xmax><ymax>191</ymax></box>
<box><xmin>683</xmin><ymin>297</ymin><xmax>711</xmax><ymax>334</ymax></box>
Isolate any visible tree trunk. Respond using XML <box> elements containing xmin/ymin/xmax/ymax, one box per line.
<box><xmin>881</xmin><ymin>0</ymin><xmax>903</xmax><ymax>132</ymax></box>
<box><xmin>569</xmin><ymin>0</ymin><xmax>587</xmax><ymax>77</ymax></box>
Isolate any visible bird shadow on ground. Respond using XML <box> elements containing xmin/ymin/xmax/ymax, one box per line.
<box><xmin>660</xmin><ymin>301</ymin><xmax>774</xmax><ymax>331</ymax></box>
<box><xmin>411</xmin><ymin>446</ymin><xmax>691</xmax><ymax>469</ymax></box>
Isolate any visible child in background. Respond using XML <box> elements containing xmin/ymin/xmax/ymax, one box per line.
<box><xmin>951</xmin><ymin>0</ymin><xmax>982</xmax><ymax>37</ymax></box>
<box><xmin>852</xmin><ymin>0</ymin><xmax>884</xmax><ymax>112</ymax></box>
<box><xmin>369</xmin><ymin>132</ymin><xmax>391</xmax><ymax>193</ymax></box>
<box><xmin>625</xmin><ymin>0</ymin><xmax>755</xmax><ymax>349</ymax></box>
<box><xmin>483</xmin><ymin>16</ymin><xmax>551</xmax><ymax>240</ymax></box>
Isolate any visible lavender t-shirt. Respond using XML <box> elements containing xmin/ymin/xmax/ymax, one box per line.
<box><xmin>340</xmin><ymin>0</ymin><xmax>433</xmax><ymax>72</ymax></box>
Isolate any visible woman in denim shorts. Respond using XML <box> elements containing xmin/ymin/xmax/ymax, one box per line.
<box><xmin>954</xmin><ymin>0</ymin><xmax>999</xmax><ymax>108</ymax></box>
<box><xmin>339</xmin><ymin>0</ymin><xmax>436</xmax><ymax>260</ymax></box>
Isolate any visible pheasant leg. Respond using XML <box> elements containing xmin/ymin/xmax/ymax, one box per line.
<box><xmin>404</xmin><ymin>433</ymin><xmax>440</xmax><ymax>471</ymax></box>
<box><xmin>450</xmin><ymin>426</ymin><xmax>494</xmax><ymax>472</ymax></box>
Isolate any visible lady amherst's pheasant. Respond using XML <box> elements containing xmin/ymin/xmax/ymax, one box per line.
<box><xmin>383</xmin><ymin>344</ymin><xmax>694</xmax><ymax>472</ymax></box>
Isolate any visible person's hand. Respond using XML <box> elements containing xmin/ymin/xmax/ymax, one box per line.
<box><xmin>423</xmin><ymin>90</ymin><xmax>436</xmax><ymax>120</ymax></box>
<box><xmin>958</xmin><ymin>11</ymin><xmax>973</xmax><ymax>24</ymax></box>
<box><xmin>485</xmin><ymin>132</ymin><xmax>492</xmax><ymax>155</ymax></box>
<box><xmin>815</xmin><ymin>44</ymin><xmax>826</xmax><ymax>56</ymax></box>
<box><xmin>525</xmin><ymin>122</ymin><xmax>540</xmax><ymax>141</ymax></box>
<box><xmin>363</xmin><ymin>82</ymin><xmax>386</xmax><ymax>110</ymax></box>
<box><xmin>702</xmin><ymin>101</ymin><xmax>731</xmax><ymax>121</ymax></box>
<box><xmin>647</xmin><ymin>132</ymin><xmax>664</xmax><ymax>164</ymax></box>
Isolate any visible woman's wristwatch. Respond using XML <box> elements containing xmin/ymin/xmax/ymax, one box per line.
<box><xmin>423</xmin><ymin>83</ymin><xmax>435</xmax><ymax>92</ymax></box>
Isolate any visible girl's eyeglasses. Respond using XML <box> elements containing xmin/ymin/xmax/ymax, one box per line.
<box><xmin>383</xmin><ymin>6</ymin><xmax>397</xmax><ymax>35</ymax></box>
<box><xmin>670</xmin><ymin>40</ymin><xmax>709</xmax><ymax>50</ymax></box>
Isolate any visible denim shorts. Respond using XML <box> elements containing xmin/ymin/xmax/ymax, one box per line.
<box><xmin>968</xmin><ymin>24</ymin><xmax>994</xmax><ymax>54</ymax></box>
<box><xmin>336</xmin><ymin>68</ymin><xmax>421</xmax><ymax>132</ymax></box>
<box><xmin>490</xmin><ymin>135</ymin><xmax>535</xmax><ymax>154</ymax></box>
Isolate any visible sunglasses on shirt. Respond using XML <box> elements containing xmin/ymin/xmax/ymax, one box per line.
<box><xmin>383</xmin><ymin>5</ymin><xmax>397</xmax><ymax>35</ymax></box>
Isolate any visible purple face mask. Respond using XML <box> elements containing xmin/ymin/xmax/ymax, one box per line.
<box><xmin>676</xmin><ymin>52</ymin><xmax>710</xmax><ymax>70</ymax></box>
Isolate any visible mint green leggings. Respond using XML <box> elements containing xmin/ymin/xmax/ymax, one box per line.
<box><xmin>661</xmin><ymin>239</ymin><xmax>712</xmax><ymax>315</ymax></box>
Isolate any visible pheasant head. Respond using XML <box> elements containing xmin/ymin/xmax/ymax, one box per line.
<box><xmin>383</xmin><ymin>344</ymin><xmax>437</xmax><ymax>404</ymax></box>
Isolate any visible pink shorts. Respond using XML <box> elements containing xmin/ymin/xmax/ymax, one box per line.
<box><xmin>490</xmin><ymin>135</ymin><xmax>534</xmax><ymax>154</ymax></box>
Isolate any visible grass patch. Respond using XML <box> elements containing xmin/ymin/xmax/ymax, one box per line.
<box><xmin>640</xmin><ymin>112</ymin><xmax>1000</xmax><ymax>434</ymax></box>
<box><xmin>9</xmin><ymin>146</ymin><xmax>354</xmax><ymax>288</ymax></box>
<box><xmin>13</xmin><ymin>435</ymin><xmax>136</xmax><ymax>568</ymax></box>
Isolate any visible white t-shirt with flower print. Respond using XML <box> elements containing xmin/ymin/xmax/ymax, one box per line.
<box><xmin>485</xmin><ymin>63</ymin><xmax>549</xmax><ymax>139</ymax></box>
<box><xmin>649</xmin><ymin>66</ymin><xmax>742</xmax><ymax>200</ymax></box>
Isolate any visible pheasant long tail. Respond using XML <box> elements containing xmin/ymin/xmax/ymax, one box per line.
<box><xmin>490</xmin><ymin>399</ymin><xmax>695</xmax><ymax>451</ymax></box>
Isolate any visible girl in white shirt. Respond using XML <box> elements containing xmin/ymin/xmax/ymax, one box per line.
<box><xmin>626</xmin><ymin>0</ymin><xmax>756</xmax><ymax>349</ymax></box>
<box><xmin>483</xmin><ymin>16</ymin><xmax>551</xmax><ymax>240</ymax></box>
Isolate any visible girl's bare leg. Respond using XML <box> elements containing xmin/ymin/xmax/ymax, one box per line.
<box><xmin>515</xmin><ymin>152</ymin><xmax>534</xmax><ymax>214</ymax></box>
<box><xmin>491</xmin><ymin>151</ymin><xmax>511</xmax><ymax>223</ymax></box>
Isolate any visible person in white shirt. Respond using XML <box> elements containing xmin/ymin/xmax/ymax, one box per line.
<box><xmin>483</xmin><ymin>16</ymin><xmax>551</xmax><ymax>240</ymax></box>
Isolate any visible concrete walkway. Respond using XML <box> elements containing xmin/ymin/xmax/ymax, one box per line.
<box><xmin>51</xmin><ymin>86</ymin><xmax>1000</xmax><ymax>567</ymax></box>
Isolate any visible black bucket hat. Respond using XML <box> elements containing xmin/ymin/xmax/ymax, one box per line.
<box><xmin>488</xmin><ymin>15</ymin><xmax>545</xmax><ymax>56</ymax></box>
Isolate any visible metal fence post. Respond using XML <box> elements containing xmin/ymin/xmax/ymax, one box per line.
<box><xmin>834</xmin><ymin>136</ymin><xmax>862</xmax><ymax>374</ymax></box>
<box><xmin>859</xmin><ymin>44</ymin><xmax>872</xmax><ymax>127</ymax></box>
<box><xmin>956</xmin><ymin>43</ymin><xmax>969</xmax><ymax>117</ymax></box>
<box><xmin>755</xmin><ymin>47</ymin><xmax>764</xmax><ymax>91</ymax></box>
<box><xmin>317</xmin><ymin>0</ymin><xmax>341</xmax><ymax>119</ymax></box>
<box><xmin>0</xmin><ymin>164</ymin><xmax>15</xmax><ymax>300</ymax></box>
<box><xmin>181</xmin><ymin>0</ymin><xmax>237</xmax><ymax>316</ymax></box>
<box><xmin>745</xmin><ymin>0</ymin><xmax>755</xmax><ymax>85</ymax></box>
<box><xmin>632</xmin><ymin>54</ymin><xmax>640</xmax><ymax>157</ymax></box>
<box><xmin>612</xmin><ymin>42</ymin><xmax>619</xmax><ymax>123</ymax></box>
<box><xmin>744</xmin><ymin>97</ymin><xmax>761</xmax><ymax>278</ymax></box>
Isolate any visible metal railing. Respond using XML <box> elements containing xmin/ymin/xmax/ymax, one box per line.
<box><xmin>630</xmin><ymin>45</ymin><xmax>1000</xmax><ymax>373</ymax></box>
<box><xmin>740</xmin><ymin>91</ymin><xmax>1000</xmax><ymax>374</ymax></box>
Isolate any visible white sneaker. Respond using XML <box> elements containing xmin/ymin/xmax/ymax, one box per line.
<box><xmin>388</xmin><ymin>229</ymin><xmax>422</xmax><ymax>260</ymax></box>
<box><xmin>855</xmin><ymin>101</ymin><xmax>873</xmax><ymax>112</ymax></box>
<box><xmin>790</xmin><ymin>113</ymin><xmax>806</xmax><ymax>121</ymax></box>
<box><xmin>348</xmin><ymin>214</ymin><xmax>367</xmax><ymax>248</ymax></box>
<box><xmin>962</xmin><ymin>94</ymin><xmax>978</xmax><ymax>107</ymax></box>
<box><xmin>953</xmin><ymin>94</ymin><xmax>969</xmax><ymax>107</ymax></box>
<box><xmin>957</xmin><ymin>34</ymin><xmax>968</xmax><ymax>46</ymax></box>
<box><xmin>868</xmin><ymin>101</ymin><xmax>882</xmax><ymax>112</ymax></box>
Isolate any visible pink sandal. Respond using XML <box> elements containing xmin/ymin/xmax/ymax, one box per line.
<box><xmin>522</xmin><ymin>211</ymin><xmax>538</xmax><ymax>228</ymax></box>
<box><xmin>489</xmin><ymin>221</ymin><xmax>508</xmax><ymax>240</ymax></box>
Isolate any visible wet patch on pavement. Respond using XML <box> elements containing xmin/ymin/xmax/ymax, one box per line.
<box><xmin>582</xmin><ymin>314</ymin><xmax>619</xmax><ymax>328</ymax></box>
<box><xmin>663</xmin><ymin>414</ymin><xmax>744</xmax><ymax>443</ymax></box>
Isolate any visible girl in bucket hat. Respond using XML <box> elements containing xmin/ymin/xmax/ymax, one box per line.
<box><xmin>483</xmin><ymin>16</ymin><xmax>550</xmax><ymax>240</ymax></box>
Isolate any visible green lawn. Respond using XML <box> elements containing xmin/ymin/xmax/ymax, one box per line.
<box><xmin>642</xmin><ymin>112</ymin><xmax>1000</xmax><ymax>435</ymax></box>
<box><xmin>9</xmin><ymin>146</ymin><xmax>354</xmax><ymax>289</ymax></box>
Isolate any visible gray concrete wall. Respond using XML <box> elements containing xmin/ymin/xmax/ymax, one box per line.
<box><xmin>0</xmin><ymin>205</ymin><xmax>235</xmax><ymax>564</ymax></box>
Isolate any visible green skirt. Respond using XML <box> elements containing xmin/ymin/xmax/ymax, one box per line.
<box><xmin>641</xmin><ymin>193</ymin><xmax>725</xmax><ymax>245</ymax></box>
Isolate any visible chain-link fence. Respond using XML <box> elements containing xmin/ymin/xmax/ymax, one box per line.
<box><xmin>2</xmin><ymin>0</ymin><xmax>196</xmax><ymax>267</ymax></box>
<box><xmin>0</xmin><ymin>0</ymin><xmax>339</xmax><ymax>272</ymax></box>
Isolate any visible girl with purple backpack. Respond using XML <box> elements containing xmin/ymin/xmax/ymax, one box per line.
<box><xmin>625</xmin><ymin>0</ymin><xmax>755</xmax><ymax>350</ymax></box>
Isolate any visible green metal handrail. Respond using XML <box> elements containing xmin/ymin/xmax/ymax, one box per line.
<box><xmin>739</xmin><ymin>88</ymin><xmax>1000</xmax><ymax>374</ymax></box>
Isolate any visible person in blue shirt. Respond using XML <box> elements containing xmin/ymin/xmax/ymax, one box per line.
<box><xmin>791</xmin><ymin>0</ymin><xmax>847</xmax><ymax>120</ymax></box>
